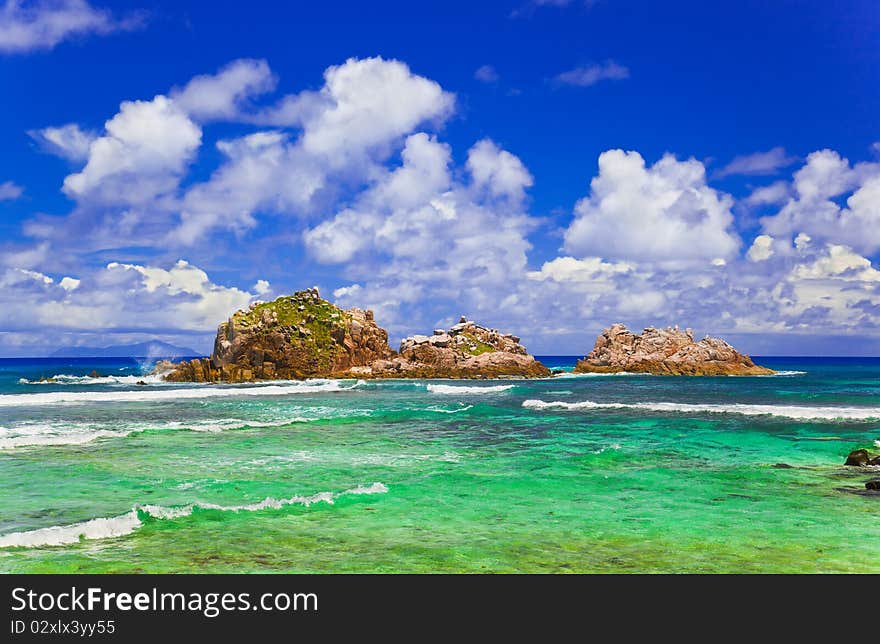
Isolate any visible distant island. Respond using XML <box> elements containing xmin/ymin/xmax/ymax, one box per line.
<box><xmin>51</xmin><ymin>340</ymin><xmax>199</xmax><ymax>359</ymax></box>
<box><xmin>155</xmin><ymin>290</ymin><xmax>771</xmax><ymax>382</ymax></box>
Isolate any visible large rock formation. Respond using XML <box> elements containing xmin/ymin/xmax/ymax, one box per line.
<box><xmin>161</xmin><ymin>288</ymin><xmax>393</xmax><ymax>382</ymax></box>
<box><xmin>359</xmin><ymin>317</ymin><xmax>551</xmax><ymax>378</ymax></box>
<box><xmin>574</xmin><ymin>323</ymin><xmax>774</xmax><ymax>376</ymax></box>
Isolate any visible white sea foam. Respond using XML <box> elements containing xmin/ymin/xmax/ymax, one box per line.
<box><xmin>426</xmin><ymin>384</ymin><xmax>514</xmax><ymax>394</ymax></box>
<box><xmin>19</xmin><ymin>373</ymin><xmax>167</xmax><ymax>386</ymax></box>
<box><xmin>0</xmin><ymin>379</ymin><xmax>364</xmax><ymax>408</ymax></box>
<box><xmin>425</xmin><ymin>404</ymin><xmax>474</xmax><ymax>414</ymax></box>
<box><xmin>0</xmin><ymin>483</ymin><xmax>388</xmax><ymax>548</ymax></box>
<box><xmin>0</xmin><ymin>417</ymin><xmax>314</xmax><ymax>449</ymax></box>
<box><xmin>522</xmin><ymin>399</ymin><xmax>880</xmax><ymax>421</ymax></box>
<box><xmin>551</xmin><ymin>371</ymin><xmax>651</xmax><ymax>378</ymax></box>
<box><xmin>761</xmin><ymin>370</ymin><xmax>807</xmax><ymax>377</ymax></box>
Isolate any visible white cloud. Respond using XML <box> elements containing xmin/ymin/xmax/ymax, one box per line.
<box><xmin>773</xmin><ymin>244</ymin><xmax>880</xmax><ymax>328</ymax></box>
<box><xmin>527</xmin><ymin>256</ymin><xmax>633</xmax><ymax>283</ymax></box>
<box><xmin>563</xmin><ymin>149</ymin><xmax>740</xmax><ymax>264</ymax></box>
<box><xmin>59</xmin><ymin>276</ymin><xmax>79</xmax><ymax>290</ymax></box>
<box><xmin>171</xmin><ymin>58</ymin><xmax>277</xmax><ymax>122</ymax></box>
<box><xmin>715</xmin><ymin>147</ymin><xmax>797</xmax><ymax>178</ymax></box>
<box><xmin>0</xmin><ymin>258</ymin><xmax>272</xmax><ymax>356</ymax></box>
<box><xmin>0</xmin><ymin>259</ymin><xmax>259</xmax><ymax>334</ymax></box>
<box><xmin>169</xmin><ymin>57</ymin><xmax>456</xmax><ymax>244</ymax></box>
<box><xmin>746</xmin><ymin>235</ymin><xmax>774</xmax><ymax>261</ymax></box>
<box><xmin>29</xmin><ymin>123</ymin><xmax>95</xmax><ymax>161</ymax></box>
<box><xmin>474</xmin><ymin>64</ymin><xmax>499</xmax><ymax>83</ymax></box>
<box><xmin>466</xmin><ymin>139</ymin><xmax>534</xmax><ymax>201</ymax></box>
<box><xmin>0</xmin><ymin>0</ymin><xmax>144</xmax><ymax>54</ymax></box>
<box><xmin>252</xmin><ymin>279</ymin><xmax>270</xmax><ymax>295</ymax></box>
<box><xmin>744</xmin><ymin>180</ymin><xmax>790</xmax><ymax>206</ymax></box>
<box><xmin>63</xmin><ymin>95</ymin><xmax>201</xmax><ymax>205</ymax></box>
<box><xmin>306</xmin><ymin>133</ymin><xmax>538</xmax><ymax>333</ymax></box>
<box><xmin>760</xmin><ymin>149</ymin><xmax>880</xmax><ymax>254</ymax></box>
<box><xmin>554</xmin><ymin>61</ymin><xmax>629</xmax><ymax>87</ymax></box>
<box><xmin>0</xmin><ymin>180</ymin><xmax>23</xmax><ymax>200</ymax></box>
<box><xmin>256</xmin><ymin>56</ymin><xmax>454</xmax><ymax>160</ymax></box>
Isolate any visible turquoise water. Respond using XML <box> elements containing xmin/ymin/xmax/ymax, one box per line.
<box><xmin>1</xmin><ymin>356</ymin><xmax>878</xmax><ymax>573</ymax></box>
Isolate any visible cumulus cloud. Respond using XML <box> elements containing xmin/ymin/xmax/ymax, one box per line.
<box><xmin>255</xmin><ymin>57</ymin><xmax>454</xmax><ymax>158</ymax></box>
<box><xmin>0</xmin><ymin>0</ymin><xmax>144</xmax><ymax>54</ymax></box>
<box><xmin>0</xmin><ymin>259</ymin><xmax>260</xmax><ymax>337</ymax></box>
<box><xmin>715</xmin><ymin>147</ymin><xmax>797</xmax><ymax>178</ymax></box>
<box><xmin>171</xmin><ymin>58</ymin><xmax>277</xmax><ymax>122</ymax></box>
<box><xmin>62</xmin><ymin>95</ymin><xmax>201</xmax><ymax>207</ymax></box>
<box><xmin>563</xmin><ymin>149</ymin><xmax>740</xmax><ymax>264</ymax></box>
<box><xmin>554</xmin><ymin>61</ymin><xmax>629</xmax><ymax>87</ymax></box>
<box><xmin>169</xmin><ymin>57</ymin><xmax>456</xmax><ymax>243</ymax></box>
<box><xmin>306</xmin><ymin>133</ymin><xmax>538</xmax><ymax>333</ymax></box>
<box><xmin>772</xmin><ymin>244</ymin><xmax>880</xmax><ymax>328</ymax></box>
<box><xmin>466</xmin><ymin>138</ymin><xmax>534</xmax><ymax>201</ymax></box>
<box><xmin>746</xmin><ymin>234</ymin><xmax>774</xmax><ymax>261</ymax></box>
<box><xmin>29</xmin><ymin>123</ymin><xmax>95</xmax><ymax>161</ymax></box>
<box><xmin>759</xmin><ymin>149</ymin><xmax>880</xmax><ymax>254</ymax></box>
<box><xmin>0</xmin><ymin>180</ymin><xmax>23</xmax><ymax>200</ymax></box>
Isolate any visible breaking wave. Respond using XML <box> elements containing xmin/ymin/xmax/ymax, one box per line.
<box><xmin>0</xmin><ymin>417</ymin><xmax>314</xmax><ymax>449</ymax></box>
<box><xmin>0</xmin><ymin>483</ymin><xmax>388</xmax><ymax>548</ymax></box>
<box><xmin>522</xmin><ymin>399</ymin><xmax>880</xmax><ymax>421</ymax></box>
<box><xmin>19</xmin><ymin>373</ymin><xmax>167</xmax><ymax>386</ymax></box>
<box><xmin>426</xmin><ymin>384</ymin><xmax>514</xmax><ymax>394</ymax></box>
<box><xmin>0</xmin><ymin>379</ymin><xmax>364</xmax><ymax>407</ymax></box>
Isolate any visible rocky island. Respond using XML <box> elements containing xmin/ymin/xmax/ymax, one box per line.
<box><xmin>358</xmin><ymin>317</ymin><xmax>550</xmax><ymax>378</ymax></box>
<box><xmin>158</xmin><ymin>290</ymin><xmax>549</xmax><ymax>382</ymax></box>
<box><xmin>161</xmin><ymin>288</ymin><xmax>393</xmax><ymax>382</ymax></box>
<box><xmin>574</xmin><ymin>323</ymin><xmax>774</xmax><ymax>376</ymax></box>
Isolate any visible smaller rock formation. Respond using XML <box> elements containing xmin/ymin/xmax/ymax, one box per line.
<box><xmin>361</xmin><ymin>316</ymin><xmax>550</xmax><ymax>379</ymax></box>
<box><xmin>574</xmin><ymin>324</ymin><xmax>774</xmax><ymax>376</ymax></box>
<box><xmin>844</xmin><ymin>449</ymin><xmax>880</xmax><ymax>467</ymax></box>
<box><xmin>866</xmin><ymin>479</ymin><xmax>880</xmax><ymax>490</ymax></box>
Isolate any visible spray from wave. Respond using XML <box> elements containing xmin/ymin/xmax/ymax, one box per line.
<box><xmin>0</xmin><ymin>483</ymin><xmax>388</xmax><ymax>548</ymax></box>
<box><xmin>522</xmin><ymin>399</ymin><xmax>880</xmax><ymax>421</ymax></box>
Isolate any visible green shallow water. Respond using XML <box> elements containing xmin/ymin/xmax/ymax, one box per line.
<box><xmin>1</xmin><ymin>357</ymin><xmax>879</xmax><ymax>573</ymax></box>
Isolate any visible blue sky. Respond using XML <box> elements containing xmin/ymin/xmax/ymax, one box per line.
<box><xmin>0</xmin><ymin>0</ymin><xmax>878</xmax><ymax>356</ymax></box>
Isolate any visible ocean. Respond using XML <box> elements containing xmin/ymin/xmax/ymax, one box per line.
<box><xmin>0</xmin><ymin>356</ymin><xmax>878</xmax><ymax>573</ymax></box>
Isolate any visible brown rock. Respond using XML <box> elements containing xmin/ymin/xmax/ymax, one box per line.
<box><xmin>844</xmin><ymin>449</ymin><xmax>873</xmax><ymax>466</ymax></box>
<box><xmin>160</xmin><ymin>289</ymin><xmax>393</xmax><ymax>382</ymax></box>
<box><xmin>574</xmin><ymin>323</ymin><xmax>774</xmax><ymax>376</ymax></box>
<box><xmin>366</xmin><ymin>318</ymin><xmax>550</xmax><ymax>378</ymax></box>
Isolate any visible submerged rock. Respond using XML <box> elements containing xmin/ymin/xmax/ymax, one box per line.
<box><xmin>363</xmin><ymin>318</ymin><xmax>550</xmax><ymax>379</ymax></box>
<box><xmin>866</xmin><ymin>479</ymin><xmax>880</xmax><ymax>490</ymax></box>
<box><xmin>574</xmin><ymin>323</ymin><xmax>774</xmax><ymax>376</ymax></box>
<box><xmin>161</xmin><ymin>289</ymin><xmax>393</xmax><ymax>382</ymax></box>
<box><xmin>844</xmin><ymin>449</ymin><xmax>874</xmax><ymax>467</ymax></box>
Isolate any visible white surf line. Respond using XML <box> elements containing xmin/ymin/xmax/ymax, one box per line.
<box><xmin>426</xmin><ymin>384</ymin><xmax>514</xmax><ymax>394</ymax></box>
<box><xmin>0</xmin><ymin>483</ymin><xmax>388</xmax><ymax>548</ymax></box>
<box><xmin>522</xmin><ymin>399</ymin><xmax>880</xmax><ymax>421</ymax></box>
<box><xmin>0</xmin><ymin>380</ymin><xmax>365</xmax><ymax>407</ymax></box>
